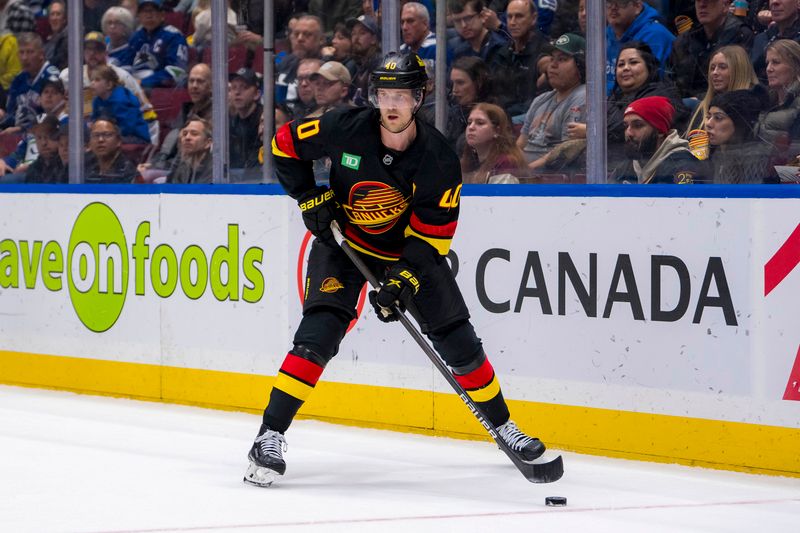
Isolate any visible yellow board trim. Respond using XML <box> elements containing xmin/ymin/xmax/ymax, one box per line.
<box><xmin>273</xmin><ymin>372</ymin><xmax>314</xmax><ymax>401</ymax></box>
<box><xmin>404</xmin><ymin>226</ymin><xmax>451</xmax><ymax>255</ymax></box>
<box><xmin>465</xmin><ymin>376</ymin><xmax>500</xmax><ymax>403</ymax></box>
<box><xmin>1</xmin><ymin>350</ymin><xmax>798</xmax><ymax>477</ymax></box>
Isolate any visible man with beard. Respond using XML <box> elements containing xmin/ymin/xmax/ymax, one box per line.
<box><xmin>610</xmin><ymin>95</ymin><xmax>709</xmax><ymax>184</ymax></box>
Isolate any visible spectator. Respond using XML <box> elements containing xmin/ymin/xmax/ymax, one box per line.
<box><xmin>84</xmin><ymin>0</ymin><xmax>116</xmax><ymax>34</ymax></box>
<box><xmin>308</xmin><ymin>61</ymin><xmax>352</xmax><ymax>117</ymax></box>
<box><xmin>24</xmin><ymin>114</ymin><xmax>66</xmax><ymax>183</ymax></box>
<box><xmin>85</xmin><ymin>118</ymin><xmax>138</xmax><ymax>184</ymax></box>
<box><xmin>146</xmin><ymin>62</ymin><xmax>212</xmax><ymax>170</ymax></box>
<box><xmin>89</xmin><ymin>64</ymin><xmax>151</xmax><ymax>144</ymax></box>
<box><xmin>308</xmin><ymin>0</ymin><xmax>361</xmax><ymax>34</ymax></box>
<box><xmin>61</xmin><ymin>31</ymin><xmax>160</xmax><ymax>145</ymax></box>
<box><xmin>399</xmin><ymin>3</ymin><xmax>439</xmax><ymax>66</ymax></box>
<box><xmin>228</xmin><ymin>68</ymin><xmax>263</xmax><ymax>176</ymax></box>
<box><xmin>461</xmin><ymin>102</ymin><xmax>525</xmax><ymax>183</ymax></box>
<box><xmin>516</xmin><ymin>33</ymin><xmax>586</xmax><ymax>170</ymax></box>
<box><xmin>347</xmin><ymin>15</ymin><xmax>383</xmax><ymax>105</ymax></box>
<box><xmin>447</xmin><ymin>0</ymin><xmax>509</xmax><ymax>66</ymax></box>
<box><xmin>447</xmin><ymin>56</ymin><xmax>493</xmax><ymax>151</ymax></box>
<box><xmin>190</xmin><ymin>0</ymin><xmax>238</xmax><ymax>52</ymax></box>
<box><xmin>750</xmin><ymin>0</ymin><xmax>800</xmax><ymax>81</ymax></box>
<box><xmin>120</xmin><ymin>0</ymin><xmax>138</xmax><ymax>17</ymax></box>
<box><xmin>670</xmin><ymin>0</ymin><xmax>755</xmax><ymax>99</ymax></box>
<box><xmin>321</xmin><ymin>22</ymin><xmax>357</xmax><ymax>78</ymax></box>
<box><xmin>166</xmin><ymin>118</ymin><xmax>213</xmax><ymax>184</ymax></box>
<box><xmin>755</xmin><ymin>39</ymin><xmax>800</xmax><ymax>163</ymax></box>
<box><xmin>102</xmin><ymin>6</ymin><xmax>137</xmax><ymax>67</ymax></box>
<box><xmin>578</xmin><ymin>0</ymin><xmax>587</xmax><ymax>35</ymax></box>
<box><xmin>289</xmin><ymin>57</ymin><xmax>323</xmax><ymax>120</ymax></box>
<box><xmin>0</xmin><ymin>0</ymin><xmax>34</xmax><ymax>36</ymax></box>
<box><xmin>0</xmin><ymin>75</ymin><xmax>67</xmax><ymax>177</ymax></box>
<box><xmin>276</xmin><ymin>14</ymin><xmax>324</xmax><ymax>103</ymax></box>
<box><xmin>43</xmin><ymin>0</ymin><xmax>67</xmax><ymax>70</ymax></box>
<box><xmin>0</xmin><ymin>32</ymin><xmax>60</xmax><ymax>132</ymax></box>
<box><xmin>494</xmin><ymin>0</ymin><xmax>555</xmax><ymax>117</ymax></box>
<box><xmin>0</xmin><ymin>30</ymin><xmax>21</xmax><ymax>103</ymax></box>
<box><xmin>610</xmin><ymin>96</ymin><xmax>710</xmax><ymax>183</ymax></box>
<box><xmin>605</xmin><ymin>0</ymin><xmax>676</xmax><ymax>94</ymax></box>
<box><xmin>685</xmin><ymin>44</ymin><xmax>759</xmax><ymax>133</ymax></box>
<box><xmin>602</xmin><ymin>42</ymin><xmax>687</xmax><ymax>166</ymax></box>
<box><xmin>705</xmin><ymin>87</ymin><xmax>778</xmax><ymax>182</ymax></box>
<box><xmin>122</xmin><ymin>0</ymin><xmax>189</xmax><ymax>88</ymax></box>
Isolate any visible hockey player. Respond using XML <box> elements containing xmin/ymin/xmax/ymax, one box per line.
<box><xmin>244</xmin><ymin>51</ymin><xmax>546</xmax><ymax>487</ymax></box>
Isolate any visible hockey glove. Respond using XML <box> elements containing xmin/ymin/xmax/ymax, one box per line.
<box><xmin>370</xmin><ymin>265</ymin><xmax>420</xmax><ymax>322</ymax></box>
<box><xmin>297</xmin><ymin>186</ymin><xmax>339</xmax><ymax>242</ymax></box>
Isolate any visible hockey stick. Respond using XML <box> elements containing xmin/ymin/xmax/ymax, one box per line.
<box><xmin>330</xmin><ymin>221</ymin><xmax>563</xmax><ymax>483</ymax></box>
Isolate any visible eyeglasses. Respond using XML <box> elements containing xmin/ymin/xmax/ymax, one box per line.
<box><xmin>296</xmin><ymin>75</ymin><xmax>315</xmax><ymax>83</ymax></box>
<box><xmin>316</xmin><ymin>78</ymin><xmax>342</xmax><ymax>89</ymax></box>
<box><xmin>90</xmin><ymin>131</ymin><xmax>116</xmax><ymax>140</ymax></box>
<box><xmin>452</xmin><ymin>12</ymin><xmax>478</xmax><ymax>27</ymax></box>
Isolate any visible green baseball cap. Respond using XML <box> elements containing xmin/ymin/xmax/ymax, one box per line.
<box><xmin>553</xmin><ymin>33</ymin><xmax>586</xmax><ymax>56</ymax></box>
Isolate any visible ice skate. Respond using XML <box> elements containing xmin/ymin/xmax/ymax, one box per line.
<box><xmin>243</xmin><ymin>425</ymin><xmax>287</xmax><ymax>487</ymax></box>
<box><xmin>497</xmin><ymin>420</ymin><xmax>545</xmax><ymax>462</ymax></box>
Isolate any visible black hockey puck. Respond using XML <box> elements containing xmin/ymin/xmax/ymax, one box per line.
<box><xmin>545</xmin><ymin>496</ymin><xmax>567</xmax><ymax>506</ymax></box>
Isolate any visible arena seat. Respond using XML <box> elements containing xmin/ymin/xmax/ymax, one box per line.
<box><xmin>201</xmin><ymin>45</ymin><xmax>248</xmax><ymax>73</ymax></box>
<box><xmin>34</xmin><ymin>16</ymin><xmax>51</xmax><ymax>40</ymax></box>
<box><xmin>0</xmin><ymin>132</ymin><xmax>23</xmax><ymax>159</ymax></box>
<box><xmin>163</xmin><ymin>11</ymin><xmax>189</xmax><ymax>34</ymax></box>
<box><xmin>149</xmin><ymin>87</ymin><xmax>191</xmax><ymax>129</ymax></box>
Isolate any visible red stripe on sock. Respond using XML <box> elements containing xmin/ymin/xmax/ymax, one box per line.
<box><xmin>453</xmin><ymin>359</ymin><xmax>495</xmax><ymax>390</ymax></box>
<box><xmin>280</xmin><ymin>353</ymin><xmax>324</xmax><ymax>386</ymax></box>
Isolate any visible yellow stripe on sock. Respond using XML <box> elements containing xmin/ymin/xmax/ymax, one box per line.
<box><xmin>273</xmin><ymin>372</ymin><xmax>314</xmax><ymax>401</ymax></box>
<box><xmin>466</xmin><ymin>376</ymin><xmax>501</xmax><ymax>403</ymax></box>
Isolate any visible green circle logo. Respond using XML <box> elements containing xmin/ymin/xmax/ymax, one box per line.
<box><xmin>67</xmin><ymin>203</ymin><xmax>128</xmax><ymax>332</ymax></box>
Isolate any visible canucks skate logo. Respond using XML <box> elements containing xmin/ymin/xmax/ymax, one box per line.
<box><xmin>343</xmin><ymin>181</ymin><xmax>410</xmax><ymax>235</ymax></box>
<box><xmin>319</xmin><ymin>277</ymin><xmax>344</xmax><ymax>293</ymax></box>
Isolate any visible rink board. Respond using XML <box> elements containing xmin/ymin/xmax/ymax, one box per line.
<box><xmin>0</xmin><ymin>186</ymin><xmax>799</xmax><ymax>476</ymax></box>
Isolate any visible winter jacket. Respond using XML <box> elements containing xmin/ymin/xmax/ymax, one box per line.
<box><xmin>610</xmin><ymin>130</ymin><xmax>711</xmax><ymax>184</ymax></box>
<box><xmin>755</xmin><ymin>81</ymin><xmax>800</xmax><ymax>164</ymax></box>
<box><xmin>709</xmin><ymin>141</ymin><xmax>779</xmax><ymax>184</ymax></box>
<box><xmin>167</xmin><ymin>151</ymin><xmax>213</xmax><ymax>184</ymax></box>
<box><xmin>451</xmin><ymin>29</ymin><xmax>510</xmax><ymax>67</ymax></box>
<box><xmin>84</xmin><ymin>151</ymin><xmax>137</xmax><ymax>184</ymax></box>
<box><xmin>120</xmin><ymin>23</ymin><xmax>189</xmax><ymax>88</ymax></box>
<box><xmin>669</xmin><ymin>14</ymin><xmax>754</xmax><ymax>98</ymax></box>
<box><xmin>230</xmin><ymin>103</ymin><xmax>263</xmax><ymax>169</ymax></box>
<box><xmin>91</xmin><ymin>86</ymin><xmax>151</xmax><ymax>144</ymax></box>
<box><xmin>606</xmin><ymin>4</ymin><xmax>676</xmax><ymax>94</ymax></box>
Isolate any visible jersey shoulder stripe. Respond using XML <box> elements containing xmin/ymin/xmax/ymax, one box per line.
<box><xmin>404</xmin><ymin>226</ymin><xmax>452</xmax><ymax>256</ymax></box>
<box><xmin>273</xmin><ymin>122</ymin><xmax>299</xmax><ymax>159</ymax></box>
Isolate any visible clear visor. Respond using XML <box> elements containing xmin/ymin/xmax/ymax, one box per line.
<box><xmin>368</xmin><ymin>87</ymin><xmax>424</xmax><ymax>110</ymax></box>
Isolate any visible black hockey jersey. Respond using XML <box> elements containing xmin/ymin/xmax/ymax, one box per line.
<box><xmin>272</xmin><ymin>107</ymin><xmax>462</xmax><ymax>267</ymax></box>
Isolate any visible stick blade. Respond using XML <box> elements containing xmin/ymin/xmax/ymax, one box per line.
<box><xmin>522</xmin><ymin>455</ymin><xmax>564</xmax><ymax>484</ymax></box>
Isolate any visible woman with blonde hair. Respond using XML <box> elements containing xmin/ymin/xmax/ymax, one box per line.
<box><xmin>460</xmin><ymin>103</ymin><xmax>525</xmax><ymax>184</ymax></box>
<box><xmin>685</xmin><ymin>45</ymin><xmax>759</xmax><ymax>135</ymax></box>
<box><xmin>755</xmin><ymin>39</ymin><xmax>800</xmax><ymax>163</ymax></box>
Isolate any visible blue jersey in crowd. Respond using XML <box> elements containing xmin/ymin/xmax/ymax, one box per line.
<box><xmin>2</xmin><ymin>62</ymin><xmax>61</xmax><ymax>130</ymax></box>
<box><xmin>120</xmin><ymin>23</ymin><xmax>189</xmax><ymax>88</ymax></box>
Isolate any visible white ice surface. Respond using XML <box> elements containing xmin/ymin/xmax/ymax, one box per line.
<box><xmin>1</xmin><ymin>385</ymin><xmax>798</xmax><ymax>533</ymax></box>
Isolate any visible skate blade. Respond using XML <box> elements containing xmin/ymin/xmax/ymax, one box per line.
<box><xmin>243</xmin><ymin>462</ymin><xmax>282</xmax><ymax>487</ymax></box>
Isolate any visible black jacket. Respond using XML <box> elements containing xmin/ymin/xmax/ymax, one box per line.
<box><xmin>669</xmin><ymin>14</ymin><xmax>754</xmax><ymax>98</ymax></box>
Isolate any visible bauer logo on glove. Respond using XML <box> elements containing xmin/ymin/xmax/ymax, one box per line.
<box><xmin>370</xmin><ymin>265</ymin><xmax>420</xmax><ymax>322</ymax></box>
<box><xmin>297</xmin><ymin>187</ymin><xmax>341</xmax><ymax>243</ymax></box>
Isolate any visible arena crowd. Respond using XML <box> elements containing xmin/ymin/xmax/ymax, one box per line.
<box><xmin>0</xmin><ymin>0</ymin><xmax>797</xmax><ymax>184</ymax></box>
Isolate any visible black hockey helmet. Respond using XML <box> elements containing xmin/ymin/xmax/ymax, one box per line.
<box><xmin>369</xmin><ymin>51</ymin><xmax>428</xmax><ymax>91</ymax></box>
